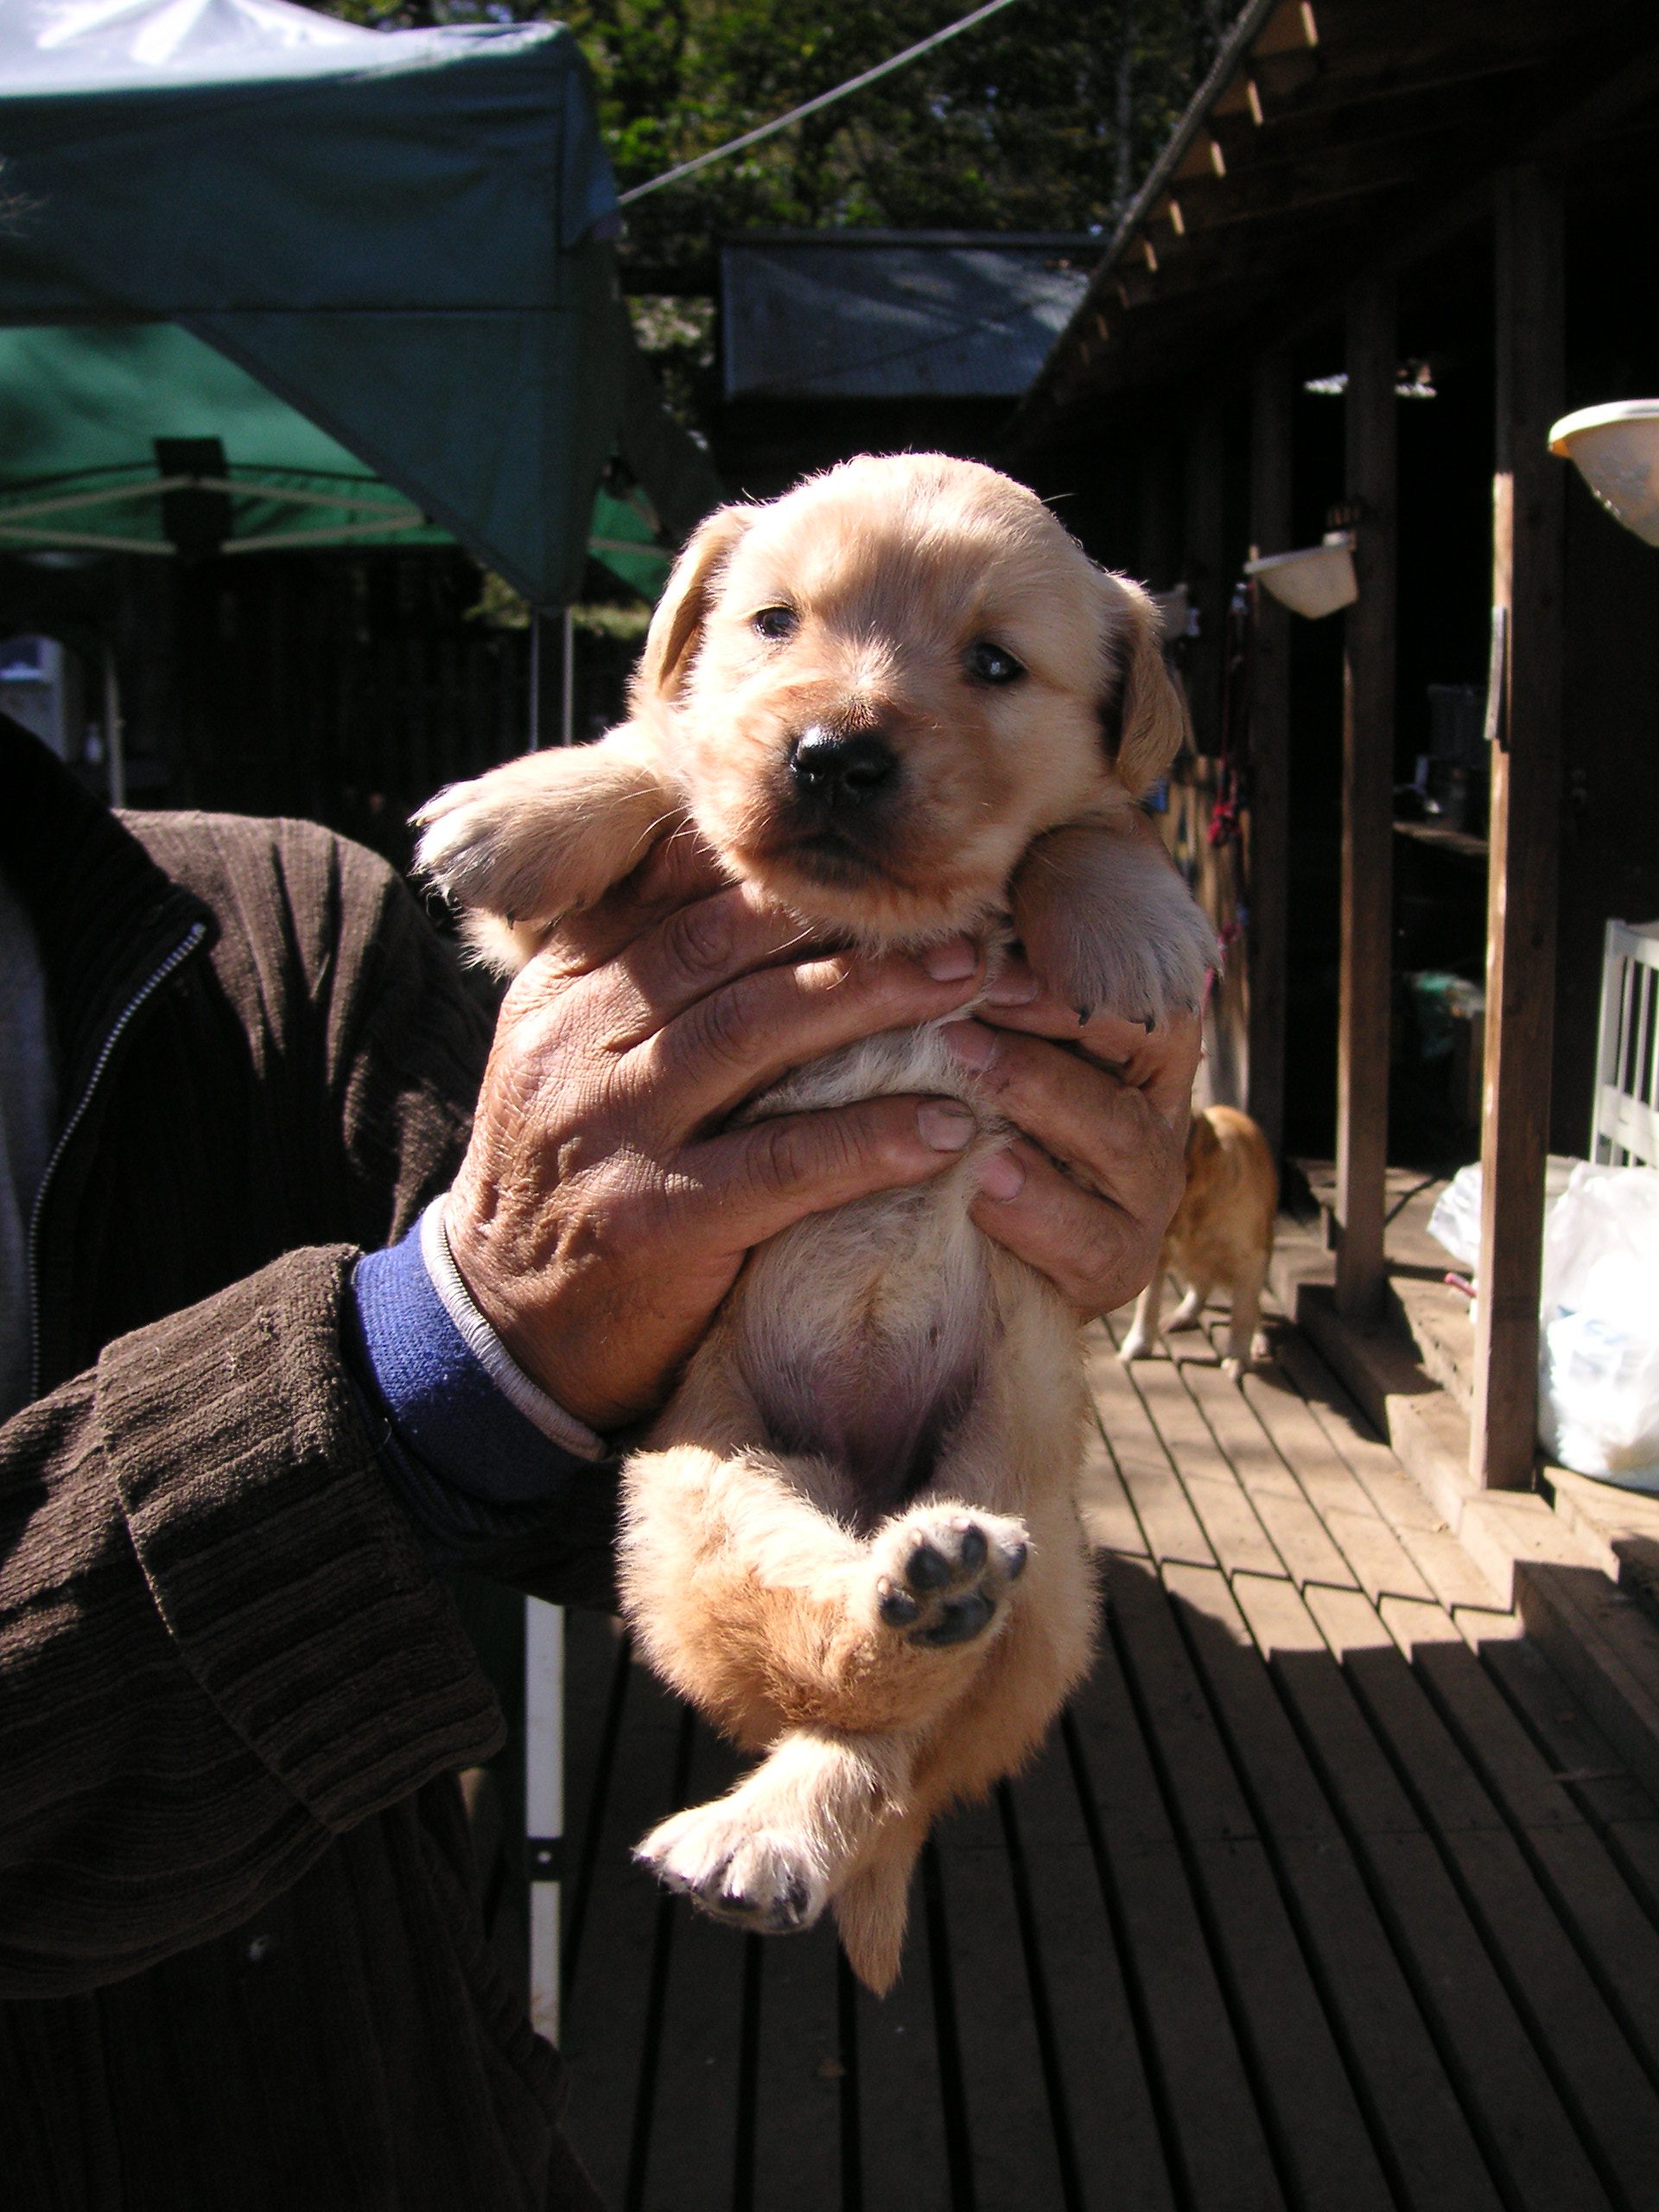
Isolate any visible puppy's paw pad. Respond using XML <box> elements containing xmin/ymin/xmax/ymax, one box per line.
<box><xmin>872</xmin><ymin>1508</ymin><xmax>1028</xmax><ymax>1648</ymax></box>
<box><xmin>637</xmin><ymin>1806</ymin><xmax>827</xmax><ymax>1935</ymax></box>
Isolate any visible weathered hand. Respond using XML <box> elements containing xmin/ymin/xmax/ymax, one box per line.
<box><xmin>945</xmin><ymin>957</ymin><xmax>1201</xmax><ymax>1316</ymax></box>
<box><xmin>444</xmin><ymin>834</ymin><xmax>991</xmax><ymax>1432</ymax></box>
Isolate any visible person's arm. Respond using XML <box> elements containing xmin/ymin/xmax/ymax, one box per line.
<box><xmin>0</xmin><ymin>813</ymin><xmax>1192</xmax><ymax>1999</ymax></box>
<box><xmin>0</xmin><ymin>1245</ymin><xmax>503</xmax><ymax>1999</ymax></box>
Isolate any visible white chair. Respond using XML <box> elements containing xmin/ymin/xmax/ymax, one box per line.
<box><xmin>1591</xmin><ymin>919</ymin><xmax>1659</xmax><ymax>1167</ymax></box>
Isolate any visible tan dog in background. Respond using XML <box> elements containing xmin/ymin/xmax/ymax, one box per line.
<box><xmin>416</xmin><ymin>454</ymin><xmax>1215</xmax><ymax>1991</ymax></box>
<box><xmin>1119</xmin><ymin>1103</ymin><xmax>1277</xmax><ymax>1380</ymax></box>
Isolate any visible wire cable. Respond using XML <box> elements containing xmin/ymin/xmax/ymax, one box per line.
<box><xmin>615</xmin><ymin>0</ymin><xmax>1024</xmax><ymax>207</ymax></box>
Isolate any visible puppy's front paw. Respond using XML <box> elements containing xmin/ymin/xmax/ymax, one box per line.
<box><xmin>1013</xmin><ymin>824</ymin><xmax>1217</xmax><ymax>1027</ymax></box>
<box><xmin>412</xmin><ymin>738</ymin><xmax>679</xmax><ymax>936</ymax></box>
<box><xmin>870</xmin><ymin>1507</ymin><xmax>1028</xmax><ymax>1648</ymax></box>
<box><xmin>1118</xmin><ymin>1328</ymin><xmax>1155</xmax><ymax>1363</ymax></box>
<box><xmin>412</xmin><ymin>759</ymin><xmax>567</xmax><ymax>918</ymax></box>
<box><xmin>638</xmin><ymin>1802</ymin><xmax>828</xmax><ymax>1934</ymax></box>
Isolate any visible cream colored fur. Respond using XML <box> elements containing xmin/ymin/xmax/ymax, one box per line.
<box><xmin>415</xmin><ymin>454</ymin><xmax>1214</xmax><ymax>1992</ymax></box>
<box><xmin>1119</xmin><ymin>1103</ymin><xmax>1278</xmax><ymax>1381</ymax></box>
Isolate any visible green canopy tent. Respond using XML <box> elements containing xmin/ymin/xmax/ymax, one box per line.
<box><xmin>0</xmin><ymin>2</ymin><xmax>722</xmax><ymax>785</ymax></box>
<box><xmin>0</xmin><ymin>1</ymin><xmax>644</xmax><ymax>609</ymax></box>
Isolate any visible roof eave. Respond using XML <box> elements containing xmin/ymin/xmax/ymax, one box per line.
<box><xmin>1010</xmin><ymin>0</ymin><xmax>1288</xmax><ymax>442</ymax></box>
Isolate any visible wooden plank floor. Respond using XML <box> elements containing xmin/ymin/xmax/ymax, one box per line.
<box><xmin>557</xmin><ymin>1310</ymin><xmax>1659</xmax><ymax>2212</ymax></box>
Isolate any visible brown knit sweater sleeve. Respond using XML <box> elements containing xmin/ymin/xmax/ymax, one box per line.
<box><xmin>0</xmin><ymin>1243</ymin><xmax>505</xmax><ymax>1998</ymax></box>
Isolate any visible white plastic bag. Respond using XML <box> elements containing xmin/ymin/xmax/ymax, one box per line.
<box><xmin>1427</xmin><ymin>1156</ymin><xmax>1581</xmax><ymax>1273</ymax></box>
<box><xmin>1537</xmin><ymin>1164</ymin><xmax>1659</xmax><ymax>1489</ymax></box>
<box><xmin>1427</xmin><ymin>1163</ymin><xmax>1483</xmax><ymax>1269</ymax></box>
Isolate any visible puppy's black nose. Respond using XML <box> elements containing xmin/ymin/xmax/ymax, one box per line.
<box><xmin>789</xmin><ymin>725</ymin><xmax>898</xmax><ymax>804</ymax></box>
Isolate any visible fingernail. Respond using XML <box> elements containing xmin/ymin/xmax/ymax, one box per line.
<box><xmin>943</xmin><ymin>1019</ymin><xmax>997</xmax><ymax>1070</ymax></box>
<box><xmin>922</xmin><ymin>936</ymin><xmax>979</xmax><ymax>982</ymax></box>
<box><xmin>982</xmin><ymin>957</ymin><xmax>1039</xmax><ymax>1006</ymax></box>
<box><xmin>976</xmin><ymin>1147</ymin><xmax>1026</xmax><ymax>1200</ymax></box>
<box><xmin>917</xmin><ymin>1100</ymin><xmax>977</xmax><ymax>1152</ymax></box>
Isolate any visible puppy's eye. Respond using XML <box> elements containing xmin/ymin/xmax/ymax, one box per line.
<box><xmin>967</xmin><ymin>639</ymin><xmax>1026</xmax><ymax>686</ymax></box>
<box><xmin>752</xmin><ymin>606</ymin><xmax>798</xmax><ymax>642</ymax></box>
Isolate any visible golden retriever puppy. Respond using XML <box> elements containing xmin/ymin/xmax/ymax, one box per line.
<box><xmin>1119</xmin><ymin>1103</ymin><xmax>1277</xmax><ymax>1380</ymax></box>
<box><xmin>416</xmin><ymin>454</ymin><xmax>1215</xmax><ymax>1991</ymax></box>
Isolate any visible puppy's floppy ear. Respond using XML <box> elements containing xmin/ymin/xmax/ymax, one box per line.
<box><xmin>632</xmin><ymin>504</ymin><xmax>756</xmax><ymax>706</ymax></box>
<box><xmin>1100</xmin><ymin>574</ymin><xmax>1188</xmax><ymax>798</ymax></box>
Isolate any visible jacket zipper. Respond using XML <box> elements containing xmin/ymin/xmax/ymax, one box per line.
<box><xmin>26</xmin><ymin>920</ymin><xmax>209</xmax><ymax>1399</ymax></box>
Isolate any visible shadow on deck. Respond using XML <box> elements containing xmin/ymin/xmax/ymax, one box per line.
<box><xmin>557</xmin><ymin>1312</ymin><xmax>1659</xmax><ymax>2212</ymax></box>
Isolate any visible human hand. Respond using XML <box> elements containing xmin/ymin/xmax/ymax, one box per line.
<box><xmin>943</xmin><ymin>958</ymin><xmax>1201</xmax><ymax>1317</ymax></box>
<box><xmin>443</xmin><ymin>834</ymin><xmax>991</xmax><ymax>1433</ymax></box>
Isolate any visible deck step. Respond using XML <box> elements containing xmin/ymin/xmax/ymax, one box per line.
<box><xmin>1268</xmin><ymin>1217</ymin><xmax>1659</xmax><ymax>1808</ymax></box>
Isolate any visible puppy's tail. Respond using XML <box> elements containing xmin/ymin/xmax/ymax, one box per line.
<box><xmin>832</xmin><ymin>1818</ymin><xmax>928</xmax><ymax>1996</ymax></box>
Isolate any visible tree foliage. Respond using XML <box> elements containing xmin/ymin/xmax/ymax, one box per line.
<box><xmin>321</xmin><ymin>0</ymin><xmax>1226</xmax><ymax>291</ymax></box>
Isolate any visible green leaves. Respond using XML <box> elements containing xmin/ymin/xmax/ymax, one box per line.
<box><xmin>317</xmin><ymin>0</ymin><xmax>1218</xmax><ymax>294</ymax></box>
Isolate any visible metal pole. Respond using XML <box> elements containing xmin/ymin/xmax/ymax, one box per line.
<box><xmin>525</xmin><ymin>1598</ymin><xmax>564</xmax><ymax>2041</ymax></box>
<box><xmin>561</xmin><ymin>605</ymin><xmax>575</xmax><ymax>747</ymax></box>
<box><xmin>528</xmin><ymin>611</ymin><xmax>543</xmax><ymax>753</ymax></box>
<box><xmin>104</xmin><ymin>655</ymin><xmax>126</xmax><ymax>809</ymax></box>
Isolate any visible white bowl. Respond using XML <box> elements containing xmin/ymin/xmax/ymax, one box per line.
<box><xmin>1243</xmin><ymin>530</ymin><xmax>1357</xmax><ymax>619</ymax></box>
<box><xmin>1549</xmin><ymin>402</ymin><xmax>1659</xmax><ymax>546</ymax></box>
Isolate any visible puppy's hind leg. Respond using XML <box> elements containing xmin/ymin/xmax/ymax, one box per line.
<box><xmin>619</xmin><ymin>1441</ymin><xmax>1028</xmax><ymax>1940</ymax></box>
<box><xmin>618</xmin><ymin>1444</ymin><xmax>1031</xmax><ymax>1742</ymax></box>
<box><xmin>639</xmin><ymin>1727</ymin><xmax>914</xmax><ymax>1942</ymax></box>
<box><xmin>835</xmin><ymin>1501</ymin><xmax>1100</xmax><ymax>1994</ymax></box>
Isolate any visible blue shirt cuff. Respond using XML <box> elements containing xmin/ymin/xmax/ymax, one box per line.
<box><xmin>350</xmin><ymin>1205</ymin><xmax>604</xmax><ymax>1511</ymax></box>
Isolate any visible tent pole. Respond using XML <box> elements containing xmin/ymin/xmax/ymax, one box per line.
<box><xmin>104</xmin><ymin>655</ymin><xmax>126</xmax><ymax>809</ymax></box>
<box><xmin>524</xmin><ymin>1597</ymin><xmax>563</xmax><ymax>2044</ymax></box>
<box><xmin>528</xmin><ymin>610</ymin><xmax>543</xmax><ymax>753</ymax></box>
<box><xmin>561</xmin><ymin>605</ymin><xmax>575</xmax><ymax>747</ymax></box>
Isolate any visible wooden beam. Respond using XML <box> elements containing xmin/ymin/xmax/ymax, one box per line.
<box><xmin>1250</xmin><ymin>0</ymin><xmax>1319</xmax><ymax>57</ymax></box>
<box><xmin>1334</xmin><ymin>273</ymin><xmax>1396</xmax><ymax>1323</ymax></box>
<box><xmin>1247</xmin><ymin>349</ymin><xmax>1294</xmax><ymax>1164</ymax></box>
<box><xmin>1470</xmin><ymin>167</ymin><xmax>1565</xmax><ymax>1491</ymax></box>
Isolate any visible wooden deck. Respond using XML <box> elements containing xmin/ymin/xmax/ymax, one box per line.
<box><xmin>556</xmin><ymin>1311</ymin><xmax>1659</xmax><ymax>2212</ymax></box>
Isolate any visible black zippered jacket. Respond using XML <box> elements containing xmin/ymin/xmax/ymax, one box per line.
<box><xmin>0</xmin><ymin>722</ymin><xmax>607</xmax><ymax>2209</ymax></box>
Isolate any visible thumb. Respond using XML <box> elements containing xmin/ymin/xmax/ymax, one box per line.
<box><xmin>688</xmin><ymin>1095</ymin><xmax>978</xmax><ymax>1251</ymax></box>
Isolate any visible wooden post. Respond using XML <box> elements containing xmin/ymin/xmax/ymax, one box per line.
<box><xmin>1184</xmin><ymin>402</ymin><xmax>1227</xmax><ymax>748</ymax></box>
<box><xmin>1471</xmin><ymin>168</ymin><xmax>1565</xmax><ymax>1490</ymax></box>
<box><xmin>1335</xmin><ymin>275</ymin><xmax>1397</xmax><ymax>1323</ymax></box>
<box><xmin>1247</xmin><ymin>348</ymin><xmax>1293</xmax><ymax>1164</ymax></box>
